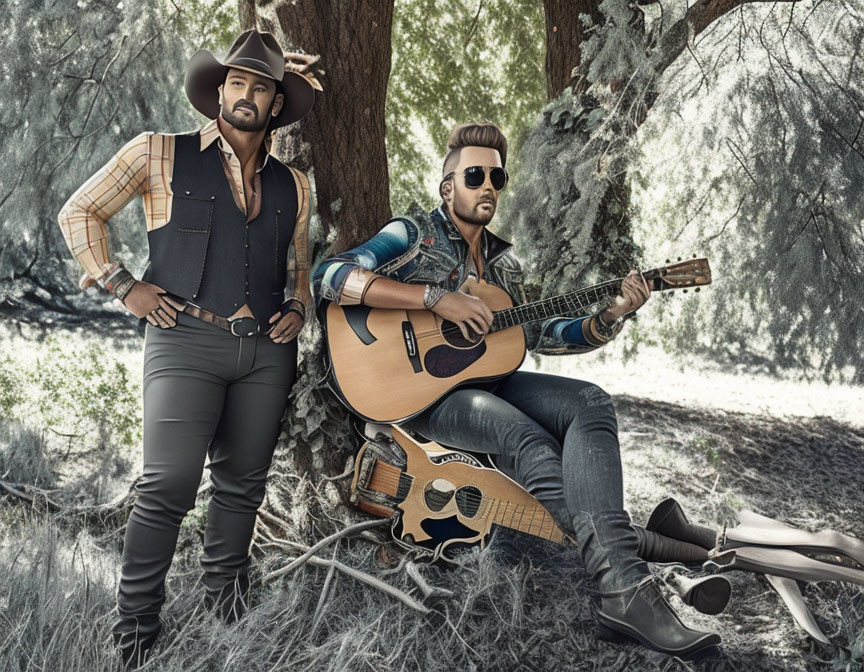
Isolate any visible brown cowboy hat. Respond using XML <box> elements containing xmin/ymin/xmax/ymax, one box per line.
<box><xmin>185</xmin><ymin>29</ymin><xmax>320</xmax><ymax>128</ymax></box>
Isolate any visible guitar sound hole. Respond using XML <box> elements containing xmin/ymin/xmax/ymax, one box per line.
<box><xmin>424</xmin><ymin>479</ymin><xmax>455</xmax><ymax>511</ymax></box>
<box><xmin>440</xmin><ymin>320</ymin><xmax>482</xmax><ymax>347</ymax></box>
<box><xmin>455</xmin><ymin>486</ymin><xmax>482</xmax><ymax>518</ymax></box>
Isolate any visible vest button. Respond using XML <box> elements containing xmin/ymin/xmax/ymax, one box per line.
<box><xmin>185</xmin><ymin>190</ymin><xmax>191</xmax><ymax>195</ymax></box>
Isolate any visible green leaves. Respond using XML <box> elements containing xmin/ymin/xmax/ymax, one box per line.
<box><xmin>29</xmin><ymin>338</ymin><xmax>142</xmax><ymax>450</ymax></box>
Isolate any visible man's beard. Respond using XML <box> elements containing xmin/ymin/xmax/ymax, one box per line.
<box><xmin>220</xmin><ymin>98</ymin><xmax>274</xmax><ymax>132</ymax></box>
<box><xmin>452</xmin><ymin>197</ymin><xmax>496</xmax><ymax>226</ymax></box>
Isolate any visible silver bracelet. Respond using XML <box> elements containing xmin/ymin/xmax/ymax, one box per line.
<box><xmin>423</xmin><ymin>284</ymin><xmax>448</xmax><ymax>310</ymax></box>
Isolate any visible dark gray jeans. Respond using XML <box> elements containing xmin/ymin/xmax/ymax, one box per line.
<box><xmin>403</xmin><ymin>371</ymin><xmax>623</xmax><ymax>521</ymax></box>
<box><xmin>113</xmin><ymin>311</ymin><xmax>297</xmax><ymax>651</ymax></box>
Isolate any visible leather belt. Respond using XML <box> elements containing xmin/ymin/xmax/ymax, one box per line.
<box><xmin>179</xmin><ymin>301</ymin><xmax>265</xmax><ymax>337</ymax></box>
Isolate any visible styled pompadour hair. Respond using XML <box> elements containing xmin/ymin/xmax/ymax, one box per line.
<box><xmin>442</xmin><ymin>122</ymin><xmax>508</xmax><ymax>176</ymax></box>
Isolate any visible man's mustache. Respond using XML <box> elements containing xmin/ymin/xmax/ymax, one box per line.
<box><xmin>233</xmin><ymin>101</ymin><xmax>258</xmax><ymax>114</ymax></box>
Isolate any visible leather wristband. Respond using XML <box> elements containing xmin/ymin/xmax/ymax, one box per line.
<box><xmin>280</xmin><ymin>297</ymin><xmax>306</xmax><ymax>321</ymax></box>
<box><xmin>99</xmin><ymin>263</ymin><xmax>136</xmax><ymax>303</ymax></box>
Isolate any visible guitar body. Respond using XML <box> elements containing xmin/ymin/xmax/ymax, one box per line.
<box><xmin>327</xmin><ymin>258</ymin><xmax>712</xmax><ymax>423</ymax></box>
<box><xmin>349</xmin><ymin>426</ymin><xmax>571</xmax><ymax>563</ymax></box>
<box><xmin>326</xmin><ymin>279</ymin><xmax>526</xmax><ymax>423</ymax></box>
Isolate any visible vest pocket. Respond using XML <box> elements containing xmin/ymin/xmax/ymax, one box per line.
<box><xmin>175</xmin><ymin>192</ymin><xmax>214</xmax><ymax>233</ymax></box>
<box><xmin>170</xmin><ymin>193</ymin><xmax>215</xmax><ymax>297</ymax></box>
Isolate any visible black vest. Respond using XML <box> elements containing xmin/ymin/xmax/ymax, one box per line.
<box><xmin>140</xmin><ymin>132</ymin><xmax>298</xmax><ymax>334</ymax></box>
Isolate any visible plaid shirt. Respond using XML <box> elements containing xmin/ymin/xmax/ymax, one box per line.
<box><xmin>57</xmin><ymin>117</ymin><xmax>311</xmax><ymax>314</ymax></box>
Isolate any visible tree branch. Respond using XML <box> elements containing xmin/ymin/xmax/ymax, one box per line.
<box><xmin>655</xmin><ymin>0</ymin><xmax>800</xmax><ymax>75</ymax></box>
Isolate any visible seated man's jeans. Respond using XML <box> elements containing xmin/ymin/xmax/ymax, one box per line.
<box><xmin>402</xmin><ymin>370</ymin><xmax>624</xmax><ymax>520</ymax></box>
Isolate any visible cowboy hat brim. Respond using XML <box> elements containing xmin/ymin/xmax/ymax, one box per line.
<box><xmin>184</xmin><ymin>49</ymin><xmax>315</xmax><ymax>128</ymax></box>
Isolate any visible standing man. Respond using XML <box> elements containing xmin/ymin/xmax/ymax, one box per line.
<box><xmin>57</xmin><ymin>30</ymin><xmax>321</xmax><ymax>668</ymax></box>
<box><xmin>313</xmin><ymin>123</ymin><xmax>721</xmax><ymax>657</ymax></box>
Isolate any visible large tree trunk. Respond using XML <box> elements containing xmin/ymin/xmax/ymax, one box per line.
<box><xmin>271</xmin><ymin>0</ymin><xmax>394</xmax><ymax>253</ymax></box>
<box><xmin>542</xmin><ymin>0</ymin><xmax>603</xmax><ymax>101</ymax></box>
<box><xmin>254</xmin><ymin>0</ymin><xmax>395</xmax><ymax>479</ymax></box>
<box><xmin>238</xmin><ymin>0</ymin><xmax>257</xmax><ymax>31</ymax></box>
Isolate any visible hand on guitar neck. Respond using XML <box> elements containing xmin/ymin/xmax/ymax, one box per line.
<box><xmin>362</xmin><ymin>275</ymin><xmax>493</xmax><ymax>342</ymax></box>
<box><xmin>599</xmin><ymin>269</ymin><xmax>652</xmax><ymax>324</ymax></box>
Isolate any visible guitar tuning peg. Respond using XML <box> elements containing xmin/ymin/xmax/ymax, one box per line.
<box><xmin>692</xmin><ymin>253</ymin><xmax>697</xmax><ymax>258</ymax></box>
<box><xmin>683</xmin><ymin>289</ymin><xmax>688</xmax><ymax>293</ymax></box>
<box><xmin>665</xmin><ymin>259</ymin><xmax>670</xmax><ymax>264</ymax></box>
<box><xmin>677</xmin><ymin>257</ymin><xmax>682</xmax><ymax>262</ymax></box>
<box><xmin>695</xmin><ymin>287</ymin><xmax>700</xmax><ymax>292</ymax></box>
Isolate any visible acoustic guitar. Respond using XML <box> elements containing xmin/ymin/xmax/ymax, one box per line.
<box><xmin>349</xmin><ymin>425</ymin><xmax>573</xmax><ymax>564</ymax></box>
<box><xmin>326</xmin><ymin>258</ymin><xmax>711</xmax><ymax>423</ymax></box>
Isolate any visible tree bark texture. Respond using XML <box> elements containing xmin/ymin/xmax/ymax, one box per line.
<box><xmin>542</xmin><ymin>0</ymin><xmax>603</xmax><ymax>101</ymax></box>
<box><xmin>273</xmin><ymin>0</ymin><xmax>395</xmax><ymax>253</ymax></box>
<box><xmin>238</xmin><ymin>0</ymin><xmax>257</xmax><ymax>31</ymax></box>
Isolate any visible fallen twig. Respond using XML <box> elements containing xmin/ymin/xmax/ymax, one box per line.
<box><xmin>405</xmin><ymin>560</ymin><xmax>456</xmax><ymax>602</ymax></box>
<box><xmin>258</xmin><ymin>531</ymin><xmax>430</xmax><ymax>614</ymax></box>
<box><xmin>310</xmin><ymin>541</ymin><xmax>340</xmax><ymax>634</ymax></box>
<box><xmin>263</xmin><ymin>518</ymin><xmax>389</xmax><ymax>581</ymax></box>
<box><xmin>0</xmin><ymin>480</ymin><xmax>61</xmax><ymax>510</ymax></box>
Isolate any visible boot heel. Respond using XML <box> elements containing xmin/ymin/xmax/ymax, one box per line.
<box><xmin>597</xmin><ymin>622</ymin><xmax>629</xmax><ymax>643</ymax></box>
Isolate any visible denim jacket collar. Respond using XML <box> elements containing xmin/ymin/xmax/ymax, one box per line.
<box><xmin>432</xmin><ymin>203</ymin><xmax>513</xmax><ymax>266</ymax></box>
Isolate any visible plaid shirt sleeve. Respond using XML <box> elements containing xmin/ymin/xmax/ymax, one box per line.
<box><xmin>57</xmin><ymin>132</ymin><xmax>153</xmax><ymax>284</ymax></box>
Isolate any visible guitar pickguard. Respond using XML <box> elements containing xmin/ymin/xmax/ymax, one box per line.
<box><xmin>424</xmin><ymin>342</ymin><xmax>487</xmax><ymax>378</ymax></box>
<box><xmin>343</xmin><ymin>305</ymin><xmax>377</xmax><ymax>345</ymax></box>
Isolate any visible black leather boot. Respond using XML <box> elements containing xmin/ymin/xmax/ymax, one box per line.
<box><xmin>570</xmin><ymin>510</ymin><xmax>721</xmax><ymax>657</ymax></box>
<box><xmin>112</xmin><ymin>613</ymin><xmax>161</xmax><ymax>670</ymax></box>
<box><xmin>646</xmin><ymin>498</ymin><xmax>718</xmax><ymax>550</ymax></box>
<box><xmin>632</xmin><ymin>525</ymin><xmax>710</xmax><ymax>563</ymax></box>
<box><xmin>203</xmin><ymin>567</ymin><xmax>251</xmax><ymax>625</ymax></box>
<box><xmin>631</xmin><ymin>526</ymin><xmax>731</xmax><ymax>615</ymax></box>
<box><xmin>596</xmin><ymin>576</ymin><xmax>722</xmax><ymax>656</ymax></box>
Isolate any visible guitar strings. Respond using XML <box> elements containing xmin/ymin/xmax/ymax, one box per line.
<box><xmin>408</xmin><ymin>277</ymin><xmax>625</xmax><ymax>341</ymax></box>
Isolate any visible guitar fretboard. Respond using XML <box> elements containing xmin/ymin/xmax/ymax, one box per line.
<box><xmin>484</xmin><ymin>497</ymin><xmax>566</xmax><ymax>543</ymax></box>
<box><xmin>490</xmin><ymin>278</ymin><xmax>622</xmax><ymax>332</ymax></box>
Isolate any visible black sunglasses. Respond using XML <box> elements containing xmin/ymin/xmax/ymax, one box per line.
<box><xmin>444</xmin><ymin>166</ymin><xmax>508</xmax><ymax>191</ymax></box>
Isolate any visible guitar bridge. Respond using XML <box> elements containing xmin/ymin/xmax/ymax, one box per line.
<box><xmin>401</xmin><ymin>321</ymin><xmax>423</xmax><ymax>373</ymax></box>
<box><xmin>351</xmin><ymin>434</ymin><xmax>410</xmax><ymax>509</ymax></box>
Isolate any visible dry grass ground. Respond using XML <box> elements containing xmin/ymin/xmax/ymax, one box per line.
<box><xmin>1</xmin><ymin>319</ymin><xmax>862</xmax><ymax>671</ymax></box>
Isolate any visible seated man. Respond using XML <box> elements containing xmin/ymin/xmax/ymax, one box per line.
<box><xmin>312</xmin><ymin>122</ymin><xmax>719</xmax><ymax>656</ymax></box>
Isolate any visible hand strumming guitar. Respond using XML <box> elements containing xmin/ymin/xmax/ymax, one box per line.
<box><xmin>600</xmin><ymin>269</ymin><xmax>651</xmax><ymax>323</ymax></box>
<box><xmin>431</xmin><ymin>290</ymin><xmax>494</xmax><ymax>341</ymax></box>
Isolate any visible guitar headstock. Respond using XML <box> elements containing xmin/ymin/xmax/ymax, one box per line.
<box><xmin>643</xmin><ymin>257</ymin><xmax>712</xmax><ymax>292</ymax></box>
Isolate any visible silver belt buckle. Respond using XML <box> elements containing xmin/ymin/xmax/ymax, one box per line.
<box><xmin>229</xmin><ymin>316</ymin><xmax>259</xmax><ymax>337</ymax></box>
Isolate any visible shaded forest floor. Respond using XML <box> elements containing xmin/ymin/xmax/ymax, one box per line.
<box><xmin>1</xmin><ymin>310</ymin><xmax>863</xmax><ymax>672</ymax></box>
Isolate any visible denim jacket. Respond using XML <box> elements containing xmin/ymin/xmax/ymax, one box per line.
<box><xmin>312</xmin><ymin>205</ymin><xmax>615</xmax><ymax>354</ymax></box>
